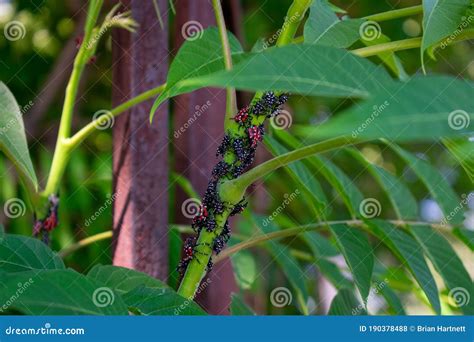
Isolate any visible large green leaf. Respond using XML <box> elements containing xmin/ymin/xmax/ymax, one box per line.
<box><xmin>443</xmin><ymin>137</ymin><xmax>474</xmax><ymax>182</ymax></box>
<box><xmin>0</xmin><ymin>234</ymin><xmax>65</xmax><ymax>272</ymax></box>
<box><xmin>304</xmin><ymin>0</ymin><xmax>407</xmax><ymax>79</ymax></box>
<box><xmin>178</xmin><ymin>44</ymin><xmax>393</xmax><ymax>99</ymax></box>
<box><xmin>230</xmin><ymin>250</ymin><xmax>257</xmax><ymax>290</ymax></box>
<box><xmin>365</xmin><ymin>220</ymin><xmax>441</xmax><ymax>314</ymax></box>
<box><xmin>329</xmin><ymin>224</ymin><xmax>374</xmax><ymax>302</ymax></box>
<box><xmin>229</xmin><ymin>293</ymin><xmax>256</xmax><ymax>315</ymax></box>
<box><xmin>304</xmin><ymin>0</ymin><xmax>362</xmax><ymax>48</ymax></box>
<box><xmin>253</xmin><ymin>215</ymin><xmax>309</xmax><ymax>314</ymax></box>
<box><xmin>273</xmin><ymin>130</ymin><xmax>363</xmax><ymax>217</ymax></box>
<box><xmin>296</xmin><ymin>76</ymin><xmax>473</xmax><ymax>141</ymax></box>
<box><xmin>265</xmin><ymin>136</ymin><xmax>327</xmax><ymax>217</ymax></box>
<box><xmin>378</xmin><ymin>282</ymin><xmax>406</xmax><ymax>315</ymax></box>
<box><xmin>151</xmin><ymin>28</ymin><xmax>244</xmax><ymax>118</ymax></box>
<box><xmin>0</xmin><ymin>269</ymin><xmax>128</xmax><ymax>315</ymax></box>
<box><xmin>390</xmin><ymin>144</ymin><xmax>464</xmax><ymax>224</ymax></box>
<box><xmin>453</xmin><ymin>227</ymin><xmax>474</xmax><ymax>251</ymax></box>
<box><xmin>87</xmin><ymin>264</ymin><xmax>168</xmax><ymax>295</ymax></box>
<box><xmin>328</xmin><ymin>289</ymin><xmax>366</xmax><ymax>315</ymax></box>
<box><xmin>347</xmin><ymin>148</ymin><xmax>418</xmax><ymax>219</ymax></box>
<box><xmin>0</xmin><ymin>82</ymin><xmax>37</xmax><ymax>190</ymax></box>
<box><xmin>122</xmin><ymin>286</ymin><xmax>206</xmax><ymax>315</ymax></box>
<box><xmin>410</xmin><ymin>225</ymin><xmax>474</xmax><ymax>314</ymax></box>
<box><xmin>421</xmin><ymin>0</ymin><xmax>471</xmax><ymax>62</ymax></box>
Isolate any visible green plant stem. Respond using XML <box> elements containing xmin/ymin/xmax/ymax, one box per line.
<box><xmin>353</xmin><ymin>37</ymin><xmax>422</xmax><ymax>57</ymax></box>
<box><xmin>363</xmin><ymin>5</ymin><xmax>422</xmax><ymax>22</ymax></box>
<box><xmin>220</xmin><ymin>137</ymin><xmax>355</xmax><ymax>203</ymax></box>
<box><xmin>214</xmin><ymin>219</ymin><xmax>456</xmax><ymax>263</ymax></box>
<box><xmin>41</xmin><ymin>0</ymin><xmax>103</xmax><ymax>201</ymax></box>
<box><xmin>177</xmin><ymin>0</ymin><xmax>313</xmax><ymax>300</ymax></box>
<box><xmin>59</xmin><ymin>231</ymin><xmax>113</xmax><ymax>258</ymax></box>
<box><xmin>212</xmin><ymin>0</ymin><xmax>237</xmax><ymax>126</ymax></box>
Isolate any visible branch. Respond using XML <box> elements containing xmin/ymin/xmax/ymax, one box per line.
<box><xmin>214</xmin><ymin>219</ymin><xmax>456</xmax><ymax>263</ymax></box>
<box><xmin>363</xmin><ymin>5</ymin><xmax>422</xmax><ymax>22</ymax></box>
<box><xmin>212</xmin><ymin>0</ymin><xmax>237</xmax><ymax>125</ymax></box>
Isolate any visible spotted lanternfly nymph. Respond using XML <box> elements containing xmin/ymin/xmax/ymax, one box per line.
<box><xmin>178</xmin><ymin>93</ymin><xmax>290</xmax><ymax>275</ymax></box>
<box><xmin>234</xmin><ymin>106</ymin><xmax>250</xmax><ymax>125</ymax></box>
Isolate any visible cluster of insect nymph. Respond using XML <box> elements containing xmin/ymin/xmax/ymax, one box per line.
<box><xmin>178</xmin><ymin>91</ymin><xmax>289</xmax><ymax>276</ymax></box>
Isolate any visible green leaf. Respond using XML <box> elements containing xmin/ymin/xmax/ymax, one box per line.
<box><xmin>0</xmin><ymin>234</ymin><xmax>65</xmax><ymax>272</ymax></box>
<box><xmin>253</xmin><ymin>215</ymin><xmax>309</xmax><ymax>314</ymax></box>
<box><xmin>179</xmin><ymin>44</ymin><xmax>393</xmax><ymax>99</ymax></box>
<box><xmin>453</xmin><ymin>227</ymin><xmax>474</xmax><ymax>251</ymax></box>
<box><xmin>328</xmin><ymin>289</ymin><xmax>366</xmax><ymax>315</ymax></box>
<box><xmin>273</xmin><ymin>130</ymin><xmax>363</xmax><ymax>217</ymax></box>
<box><xmin>421</xmin><ymin>0</ymin><xmax>471</xmax><ymax>63</ymax></box>
<box><xmin>365</xmin><ymin>220</ymin><xmax>441</xmax><ymax>314</ymax></box>
<box><xmin>347</xmin><ymin>148</ymin><xmax>418</xmax><ymax>219</ymax></box>
<box><xmin>296</xmin><ymin>76</ymin><xmax>473</xmax><ymax>141</ymax></box>
<box><xmin>230</xmin><ymin>293</ymin><xmax>256</xmax><ymax>315</ymax></box>
<box><xmin>87</xmin><ymin>264</ymin><xmax>168</xmax><ymax>295</ymax></box>
<box><xmin>0</xmin><ymin>269</ymin><xmax>128</xmax><ymax>315</ymax></box>
<box><xmin>0</xmin><ymin>82</ymin><xmax>37</xmax><ymax>190</ymax></box>
<box><xmin>443</xmin><ymin>137</ymin><xmax>474</xmax><ymax>182</ymax></box>
<box><xmin>265</xmin><ymin>136</ymin><xmax>327</xmax><ymax>217</ymax></box>
<box><xmin>329</xmin><ymin>224</ymin><xmax>374</xmax><ymax>302</ymax></box>
<box><xmin>230</xmin><ymin>250</ymin><xmax>257</xmax><ymax>290</ymax></box>
<box><xmin>151</xmin><ymin>27</ymin><xmax>243</xmax><ymax>119</ymax></box>
<box><xmin>410</xmin><ymin>225</ymin><xmax>474</xmax><ymax>314</ymax></box>
<box><xmin>389</xmin><ymin>144</ymin><xmax>464</xmax><ymax>224</ymax></box>
<box><xmin>304</xmin><ymin>0</ymin><xmax>362</xmax><ymax>48</ymax></box>
<box><xmin>304</xmin><ymin>1</ymin><xmax>407</xmax><ymax>79</ymax></box>
<box><xmin>122</xmin><ymin>286</ymin><xmax>206</xmax><ymax>315</ymax></box>
<box><xmin>378</xmin><ymin>283</ymin><xmax>406</xmax><ymax>315</ymax></box>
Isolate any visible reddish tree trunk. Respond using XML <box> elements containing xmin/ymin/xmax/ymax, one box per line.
<box><xmin>173</xmin><ymin>0</ymin><xmax>238</xmax><ymax>314</ymax></box>
<box><xmin>111</xmin><ymin>0</ymin><xmax>169</xmax><ymax>279</ymax></box>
